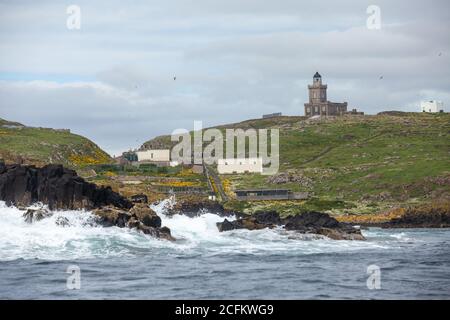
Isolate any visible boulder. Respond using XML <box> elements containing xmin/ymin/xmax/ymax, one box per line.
<box><xmin>0</xmin><ymin>163</ymin><xmax>174</xmax><ymax>240</ymax></box>
<box><xmin>240</xmin><ymin>217</ymin><xmax>269</xmax><ymax>230</ymax></box>
<box><xmin>0</xmin><ymin>164</ymin><xmax>132</xmax><ymax>210</ymax></box>
<box><xmin>166</xmin><ymin>198</ymin><xmax>239</xmax><ymax>217</ymax></box>
<box><xmin>217</xmin><ymin>210</ymin><xmax>365</xmax><ymax>240</ymax></box>
<box><xmin>216</xmin><ymin>211</ymin><xmax>281</xmax><ymax>232</ymax></box>
<box><xmin>127</xmin><ymin>217</ymin><xmax>141</xmax><ymax>229</ymax></box>
<box><xmin>23</xmin><ymin>208</ymin><xmax>49</xmax><ymax>223</ymax></box>
<box><xmin>55</xmin><ymin>216</ymin><xmax>70</xmax><ymax>227</ymax></box>
<box><xmin>129</xmin><ymin>203</ymin><xmax>161</xmax><ymax>228</ymax></box>
<box><xmin>216</xmin><ymin>218</ymin><xmax>241</xmax><ymax>232</ymax></box>
<box><xmin>130</xmin><ymin>194</ymin><xmax>148</xmax><ymax>204</ymax></box>
<box><xmin>138</xmin><ymin>225</ymin><xmax>175</xmax><ymax>241</ymax></box>
<box><xmin>283</xmin><ymin>211</ymin><xmax>340</xmax><ymax>231</ymax></box>
<box><xmin>93</xmin><ymin>206</ymin><xmax>131</xmax><ymax>227</ymax></box>
<box><xmin>93</xmin><ymin>205</ymin><xmax>173</xmax><ymax>239</ymax></box>
<box><xmin>216</xmin><ymin>217</ymin><xmax>267</xmax><ymax>232</ymax></box>
<box><xmin>283</xmin><ymin>211</ymin><xmax>365</xmax><ymax>240</ymax></box>
<box><xmin>316</xmin><ymin>227</ymin><xmax>366</xmax><ymax>241</ymax></box>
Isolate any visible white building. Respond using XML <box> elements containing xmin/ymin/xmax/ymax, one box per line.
<box><xmin>217</xmin><ymin>158</ymin><xmax>263</xmax><ymax>174</ymax></box>
<box><xmin>136</xmin><ymin>149</ymin><xmax>170</xmax><ymax>162</ymax></box>
<box><xmin>420</xmin><ymin>100</ymin><xmax>444</xmax><ymax>113</ymax></box>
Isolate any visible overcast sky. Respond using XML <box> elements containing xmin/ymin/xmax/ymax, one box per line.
<box><xmin>0</xmin><ymin>0</ymin><xmax>449</xmax><ymax>155</ymax></box>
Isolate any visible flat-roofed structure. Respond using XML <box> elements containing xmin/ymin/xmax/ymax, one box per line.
<box><xmin>262</xmin><ymin>112</ymin><xmax>282</xmax><ymax>119</ymax></box>
<box><xmin>217</xmin><ymin>158</ymin><xmax>263</xmax><ymax>174</ymax></box>
<box><xmin>420</xmin><ymin>100</ymin><xmax>444</xmax><ymax>113</ymax></box>
<box><xmin>234</xmin><ymin>189</ymin><xmax>309</xmax><ymax>201</ymax></box>
<box><xmin>136</xmin><ymin>149</ymin><xmax>170</xmax><ymax>163</ymax></box>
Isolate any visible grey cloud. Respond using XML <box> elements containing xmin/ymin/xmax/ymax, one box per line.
<box><xmin>0</xmin><ymin>0</ymin><xmax>449</xmax><ymax>155</ymax></box>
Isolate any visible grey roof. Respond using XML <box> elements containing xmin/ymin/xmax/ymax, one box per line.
<box><xmin>235</xmin><ymin>189</ymin><xmax>291</xmax><ymax>193</ymax></box>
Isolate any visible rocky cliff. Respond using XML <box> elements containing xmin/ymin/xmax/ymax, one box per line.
<box><xmin>0</xmin><ymin>163</ymin><xmax>174</xmax><ymax>240</ymax></box>
<box><xmin>0</xmin><ymin>163</ymin><xmax>132</xmax><ymax>210</ymax></box>
<box><xmin>217</xmin><ymin>210</ymin><xmax>366</xmax><ymax>240</ymax></box>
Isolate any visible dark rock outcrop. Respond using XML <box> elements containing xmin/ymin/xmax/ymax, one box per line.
<box><xmin>130</xmin><ymin>194</ymin><xmax>148</xmax><ymax>204</ymax></box>
<box><xmin>383</xmin><ymin>210</ymin><xmax>450</xmax><ymax>228</ymax></box>
<box><xmin>55</xmin><ymin>216</ymin><xmax>70</xmax><ymax>227</ymax></box>
<box><xmin>283</xmin><ymin>212</ymin><xmax>365</xmax><ymax>240</ymax></box>
<box><xmin>216</xmin><ymin>211</ymin><xmax>281</xmax><ymax>232</ymax></box>
<box><xmin>138</xmin><ymin>225</ymin><xmax>174</xmax><ymax>241</ymax></box>
<box><xmin>216</xmin><ymin>218</ymin><xmax>239</xmax><ymax>232</ymax></box>
<box><xmin>283</xmin><ymin>211</ymin><xmax>340</xmax><ymax>230</ymax></box>
<box><xmin>0</xmin><ymin>164</ymin><xmax>173</xmax><ymax>240</ymax></box>
<box><xmin>129</xmin><ymin>203</ymin><xmax>161</xmax><ymax>228</ymax></box>
<box><xmin>93</xmin><ymin>206</ymin><xmax>131</xmax><ymax>228</ymax></box>
<box><xmin>217</xmin><ymin>210</ymin><xmax>365</xmax><ymax>240</ymax></box>
<box><xmin>23</xmin><ymin>208</ymin><xmax>49</xmax><ymax>223</ymax></box>
<box><xmin>93</xmin><ymin>204</ymin><xmax>174</xmax><ymax>241</ymax></box>
<box><xmin>253</xmin><ymin>211</ymin><xmax>282</xmax><ymax>225</ymax></box>
<box><xmin>0</xmin><ymin>160</ymin><xmax>5</xmax><ymax>174</ymax></box>
<box><xmin>0</xmin><ymin>164</ymin><xmax>132</xmax><ymax>210</ymax></box>
<box><xmin>166</xmin><ymin>198</ymin><xmax>241</xmax><ymax>218</ymax></box>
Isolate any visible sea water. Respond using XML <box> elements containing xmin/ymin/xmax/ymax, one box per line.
<box><xmin>0</xmin><ymin>200</ymin><xmax>449</xmax><ymax>299</ymax></box>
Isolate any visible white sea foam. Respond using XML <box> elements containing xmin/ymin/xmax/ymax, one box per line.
<box><xmin>0</xmin><ymin>201</ymin><xmax>164</xmax><ymax>261</ymax></box>
<box><xmin>0</xmin><ymin>199</ymin><xmax>406</xmax><ymax>261</ymax></box>
<box><xmin>153</xmin><ymin>198</ymin><xmax>393</xmax><ymax>256</ymax></box>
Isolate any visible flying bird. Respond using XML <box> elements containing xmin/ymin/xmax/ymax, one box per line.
<box><xmin>379</xmin><ymin>76</ymin><xmax>384</xmax><ymax>80</ymax></box>
<box><xmin>438</xmin><ymin>52</ymin><xmax>442</xmax><ymax>56</ymax></box>
<box><xmin>174</xmin><ymin>76</ymin><xmax>176</xmax><ymax>81</ymax></box>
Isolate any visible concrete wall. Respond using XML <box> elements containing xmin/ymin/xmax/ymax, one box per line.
<box><xmin>217</xmin><ymin>158</ymin><xmax>263</xmax><ymax>174</ymax></box>
<box><xmin>136</xmin><ymin>149</ymin><xmax>170</xmax><ymax>162</ymax></box>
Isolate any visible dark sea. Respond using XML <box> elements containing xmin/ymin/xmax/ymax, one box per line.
<box><xmin>1</xmin><ymin>200</ymin><xmax>449</xmax><ymax>299</ymax></box>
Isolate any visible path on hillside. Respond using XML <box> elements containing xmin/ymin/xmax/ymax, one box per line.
<box><xmin>205</xmin><ymin>165</ymin><xmax>228</xmax><ymax>201</ymax></box>
<box><xmin>300</xmin><ymin>146</ymin><xmax>334</xmax><ymax>167</ymax></box>
<box><xmin>358</xmin><ymin>131</ymin><xmax>387</xmax><ymax>144</ymax></box>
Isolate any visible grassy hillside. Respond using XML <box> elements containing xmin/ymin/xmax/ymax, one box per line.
<box><xmin>0</xmin><ymin>117</ymin><xmax>112</xmax><ymax>168</ymax></box>
<box><xmin>142</xmin><ymin>112</ymin><xmax>450</xmax><ymax>215</ymax></box>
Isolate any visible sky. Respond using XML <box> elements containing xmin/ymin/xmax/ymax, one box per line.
<box><xmin>0</xmin><ymin>0</ymin><xmax>449</xmax><ymax>156</ymax></box>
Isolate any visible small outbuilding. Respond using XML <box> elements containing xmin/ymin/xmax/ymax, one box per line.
<box><xmin>421</xmin><ymin>100</ymin><xmax>444</xmax><ymax>113</ymax></box>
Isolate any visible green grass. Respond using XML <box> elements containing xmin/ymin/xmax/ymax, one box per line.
<box><xmin>143</xmin><ymin>113</ymin><xmax>450</xmax><ymax>214</ymax></box>
<box><xmin>0</xmin><ymin>118</ymin><xmax>112</xmax><ymax>168</ymax></box>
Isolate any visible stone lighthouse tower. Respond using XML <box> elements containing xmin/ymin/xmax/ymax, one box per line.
<box><xmin>304</xmin><ymin>72</ymin><xmax>348</xmax><ymax>117</ymax></box>
<box><xmin>309</xmin><ymin>72</ymin><xmax>327</xmax><ymax>104</ymax></box>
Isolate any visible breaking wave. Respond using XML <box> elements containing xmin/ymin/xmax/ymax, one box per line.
<box><xmin>0</xmin><ymin>199</ymin><xmax>410</xmax><ymax>261</ymax></box>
